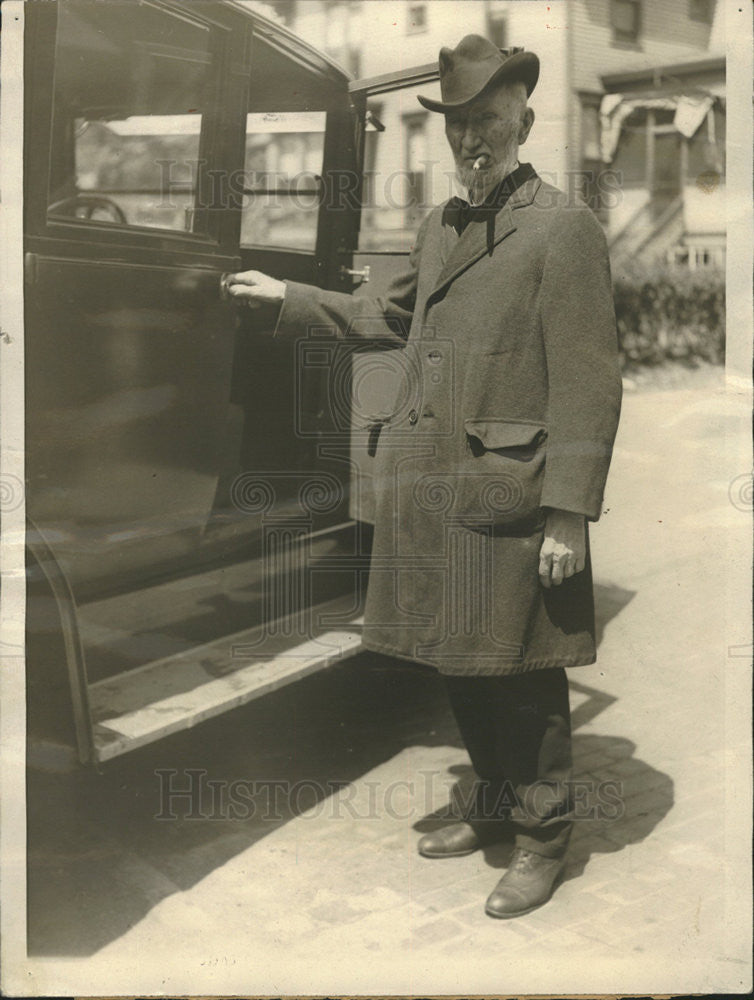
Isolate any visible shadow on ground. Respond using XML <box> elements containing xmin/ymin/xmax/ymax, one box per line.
<box><xmin>413</xmin><ymin>732</ymin><xmax>674</xmax><ymax>883</ymax></box>
<box><xmin>27</xmin><ymin>579</ymin><xmax>643</xmax><ymax>955</ymax></box>
<box><xmin>28</xmin><ymin>654</ymin><xmax>452</xmax><ymax>956</ymax></box>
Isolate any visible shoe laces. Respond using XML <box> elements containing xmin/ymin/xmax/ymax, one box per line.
<box><xmin>510</xmin><ymin>848</ymin><xmax>537</xmax><ymax>873</ymax></box>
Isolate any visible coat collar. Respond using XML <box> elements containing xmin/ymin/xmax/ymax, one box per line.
<box><xmin>428</xmin><ymin>166</ymin><xmax>541</xmax><ymax>304</ymax></box>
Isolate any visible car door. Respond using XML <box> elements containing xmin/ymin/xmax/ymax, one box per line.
<box><xmin>24</xmin><ymin>0</ymin><xmax>245</xmax><ymax>599</ymax></box>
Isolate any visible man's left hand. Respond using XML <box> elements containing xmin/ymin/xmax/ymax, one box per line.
<box><xmin>539</xmin><ymin>509</ymin><xmax>586</xmax><ymax>588</ymax></box>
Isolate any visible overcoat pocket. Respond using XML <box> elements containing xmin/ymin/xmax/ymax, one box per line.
<box><xmin>457</xmin><ymin>417</ymin><xmax>548</xmax><ymax>530</ymax></box>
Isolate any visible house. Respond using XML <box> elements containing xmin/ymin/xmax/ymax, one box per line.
<box><xmin>570</xmin><ymin>1</ymin><xmax>725</xmax><ymax>268</ymax></box>
<box><xmin>258</xmin><ymin>0</ymin><xmax>726</xmax><ymax>267</ymax></box>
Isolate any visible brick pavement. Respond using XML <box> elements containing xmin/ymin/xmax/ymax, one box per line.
<box><xmin>22</xmin><ymin>372</ymin><xmax>751</xmax><ymax>996</ymax></box>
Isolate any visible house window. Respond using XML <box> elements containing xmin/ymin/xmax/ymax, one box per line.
<box><xmin>672</xmin><ymin>244</ymin><xmax>723</xmax><ymax>270</ymax></box>
<box><xmin>404</xmin><ymin>114</ymin><xmax>427</xmax><ymax>208</ymax></box>
<box><xmin>407</xmin><ymin>4</ymin><xmax>427</xmax><ymax>34</ymax></box>
<box><xmin>322</xmin><ymin>1</ymin><xmax>360</xmax><ymax>87</ymax></box>
<box><xmin>610</xmin><ymin>0</ymin><xmax>641</xmax><ymax>44</ymax></box>
<box><xmin>610</xmin><ymin>107</ymin><xmax>648</xmax><ymax>185</ymax></box>
<box><xmin>689</xmin><ymin>0</ymin><xmax>713</xmax><ymax>21</ymax></box>
<box><xmin>487</xmin><ymin>12</ymin><xmax>508</xmax><ymax>50</ymax></box>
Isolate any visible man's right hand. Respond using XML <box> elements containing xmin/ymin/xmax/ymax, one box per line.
<box><xmin>225</xmin><ymin>270</ymin><xmax>286</xmax><ymax>308</ymax></box>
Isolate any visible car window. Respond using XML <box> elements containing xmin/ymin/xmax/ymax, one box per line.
<box><xmin>47</xmin><ymin>0</ymin><xmax>216</xmax><ymax>235</ymax></box>
<box><xmin>240</xmin><ymin>111</ymin><xmax>326</xmax><ymax>251</ymax></box>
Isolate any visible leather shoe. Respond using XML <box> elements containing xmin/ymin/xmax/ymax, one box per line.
<box><xmin>418</xmin><ymin>820</ymin><xmax>506</xmax><ymax>859</ymax></box>
<box><xmin>485</xmin><ymin>847</ymin><xmax>566</xmax><ymax>918</ymax></box>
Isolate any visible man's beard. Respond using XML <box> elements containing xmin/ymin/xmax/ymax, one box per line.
<box><xmin>457</xmin><ymin>163</ymin><xmax>502</xmax><ymax>204</ymax></box>
<box><xmin>455</xmin><ymin>141</ymin><xmax>519</xmax><ymax>203</ymax></box>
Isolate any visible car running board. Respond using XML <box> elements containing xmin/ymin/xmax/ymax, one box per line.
<box><xmin>88</xmin><ymin>597</ymin><xmax>364</xmax><ymax>763</ymax></box>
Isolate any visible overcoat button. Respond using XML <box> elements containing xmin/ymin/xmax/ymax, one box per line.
<box><xmin>408</xmin><ymin>409</ymin><xmax>419</xmax><ymax>424</ymax></box>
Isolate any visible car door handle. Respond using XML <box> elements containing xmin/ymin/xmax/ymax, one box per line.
<box><xmin>339</xmin><ymin>265</ymin><xmax>370</xmax><ymax>285</ymax></box>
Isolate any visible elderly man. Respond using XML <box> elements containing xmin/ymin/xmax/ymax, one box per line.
<box><xmin>227</xmin><ymin>36</ymin><xmax>622</xmax><ymax>919</ymax></box>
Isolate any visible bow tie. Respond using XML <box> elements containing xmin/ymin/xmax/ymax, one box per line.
<box><xmin>449</xmin><ymin>162</ymin><xmax>529</xmax><ymax>233</ymax></box>
<box><xmin>449</xmin><ymin>195</ymin><xmax>494</xmax><ymax>234</ymax></box>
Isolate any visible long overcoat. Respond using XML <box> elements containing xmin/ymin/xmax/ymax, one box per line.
<box><xmin>275</xmin><ymin>165</ymin><xmax>622</xmax><ymax>676</ymax></box>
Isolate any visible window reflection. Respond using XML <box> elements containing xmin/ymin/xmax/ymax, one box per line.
<box><xmin>47</xmin><ymin>0</ymin><xmax>213</xmax><ymax>234</ymax></box>
<box><xmin>241</xmin><ymin>111</ymin><xmax>326</xmax><ymax>251</ymax></box>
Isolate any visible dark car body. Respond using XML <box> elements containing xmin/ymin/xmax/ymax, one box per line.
<box><xmin>24</xmin><ymin>0</ymin><xmax>381</xmax><ymax>765</ymax></box>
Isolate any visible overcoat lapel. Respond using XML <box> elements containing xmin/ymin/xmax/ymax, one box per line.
<box><xmin>426</xmin><ymin>174</ymin><xmax>542</xmax><ymax>308</ymax></box>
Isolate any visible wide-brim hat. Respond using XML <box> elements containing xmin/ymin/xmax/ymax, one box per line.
<box><xmin>417</xmin><ymin>35</ymin><xmax>539</xmax><ymax>113</ymax></box>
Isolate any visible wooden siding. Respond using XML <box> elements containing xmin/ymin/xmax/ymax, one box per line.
<box><xmin>571</xmin><ymin>0</ymin><xmax>720</xmax><ymax>93</ymax></box>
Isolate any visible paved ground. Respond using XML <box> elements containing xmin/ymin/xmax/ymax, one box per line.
<box><xmin>22</xmin><ymin>367</ymin><xmax>752</xmax><ymax>996</ymax></box>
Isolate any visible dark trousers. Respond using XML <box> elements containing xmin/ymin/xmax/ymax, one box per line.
<box><xmin>445</xmin><ymin>668</ymin><xmax>573</xmax><ymax>858</ymax></box>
